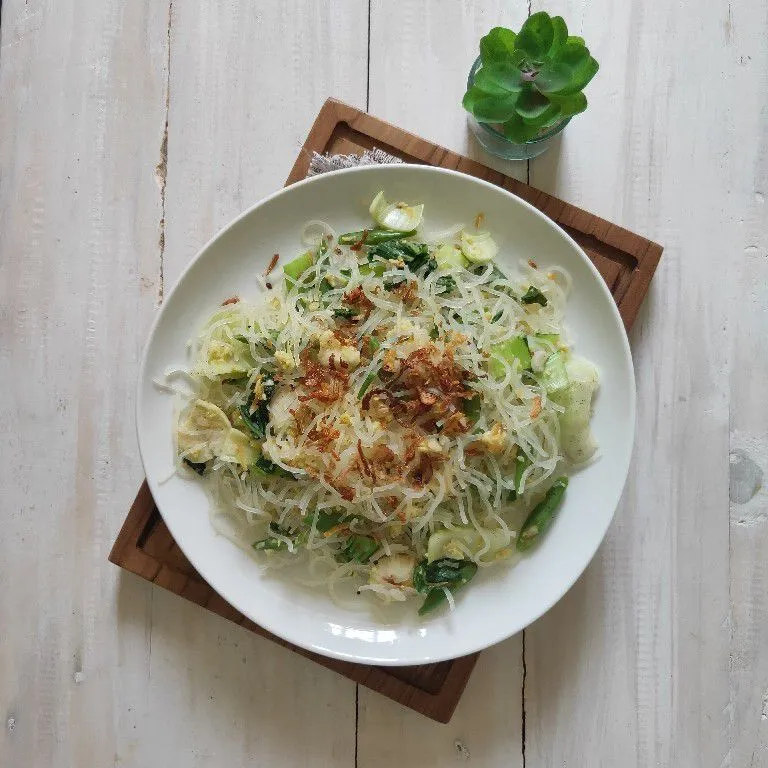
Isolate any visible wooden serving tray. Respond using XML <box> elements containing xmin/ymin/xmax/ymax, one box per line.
<box><xmin>110</xmin><ymin>98</ymin><xmax>662</xmax><ymax>723</ymax></box>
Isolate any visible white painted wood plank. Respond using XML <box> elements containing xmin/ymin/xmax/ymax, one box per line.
<box><xmin>369</xmin><ymin>0</ymin><xmax>530</xmax><ymax>182</ymax></box>
<box><xmin>524</xmin><ymin>0</ymin><xmax>762</xmax><ymax>765</ymax></box>
<box><xmin>0</xmin><ymin>0</ymin><xmax>169</xmax><ymax>765</ymax></box>
<box><xmin>725</xmin><ymin>2</ymin><xmax>768</xmax><ymax>764</ymax></box>
<box><xmin>147</xmin><ymin>1</ymin><xmax>369</xmax><ymax>767</ymax></box>
<box><xmin>163</xmin><ymin>0</ymin><xmax>369</xmax><ymax>285</ymax></box>
<box><xmin>0</xmin><ymin>1</ymin><xmax>367</xmax><ymax>767</ymax></box>
<box><xmin>358</xmin><ymin>638</ymin><xmax>523</xmax><ymax>766</ymax></box>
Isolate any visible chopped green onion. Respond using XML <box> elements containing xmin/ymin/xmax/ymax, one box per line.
<box><xmin>358</xmin><ymin>372</ymin><xmax>377</xmax><ymax>399</ymax></box>
<box><xmin>516</xmin><ymin>477</ymin><xmax>569</xmax><ymax>551</ymax></box>
<box><xmin>337</xmin><ymin>228</ymin><xmax>416</xmax><ymax>245</ymax></box>
<box><xmin>337</xmin><ymin>535</ymin><xmax>379</xmax><ymax>564</ymax></box>
<box><xmin>412</xmin><ymin>557</ymin><xmax>478</xmax><ymax>615</ymax></box>
<box><xmin>284</xmin><ymin>251</ymin><xmax>314</xmax><ymax>283</ymax></box>
<box><xmin>508</xmin><ymin>451</ymin><xmax>532</xmax><ymax>501</ymax></box>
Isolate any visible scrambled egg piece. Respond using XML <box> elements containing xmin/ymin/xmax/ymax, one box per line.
<box><xmin>370</xmin><ymin>554</ymin><xmax>416</xmax><ymax>588</ymax></box>
<box><xmin>417</xmin><ymin>437</ymin><xmax>445</xmax><ymax>458</ymax></box>
<box><xmin>316</xmin><ymin>329</ymin><xmax>360</xmax><ymax>369</ymax></box>
<box><xmin>274</xmin><ymin>350</ymin><xmax>296</xmax><ymax>372</ymax></box>
<box><xmin>368</xmin><ymin>393</ymin><xmax>392</xmax><ymax>425</ymax></box>
<box><xmin>478</xmin><ymin>423</ymin><xmax>507</xmax><ymax>454</ymax></box>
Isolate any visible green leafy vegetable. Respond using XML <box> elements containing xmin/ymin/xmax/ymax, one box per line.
<box><xmin>239</xmin><ymin>375</ymin><xmax>276</xmax><ymax>440</ymax></box>
<box><xmin>412</xmin><ymin>557</ymin><xmax>478</xmax><ymax>615</ymax></box>
<box><xmin>463</xmin><ymin>13</ymin><xmax>599</xmax><ymax>143</ymax></box>
<box><xmin>313</xmin><ymin>509</ymin><xmax>346</xmax><ymax>533</ymax></box>
<box><xmin>540</xmin><ymin>351</ymin><xmax>569</xmax><ymax>395</ymax></box>
<box><xmin>516</xmin><ymin>476</ymin><xmax>569</xmax><ymax>551</ymax></box>
<box><xmin>284</xmin><ymin>251</ymin><xmax>314</xmax><ymax>285</ymax></box>
<box><xmin>252</xmin><ymin>522</ymin><xmax>295</xmax><ymax>552</ymax></box>
<box><xmin>521</xmin><ymin>286</ymin><xmax>548</xmax><ymax>306</ymax></box>
<box><xmin>332</xmin><ymin>306</ymin><xmax>361</xmax><ymax>320</ymax></box>
<box><xmin>508</xmin><ymin>451</ymin><xmax>532</xmax><ymax>501</ymax></box>
<box><xmin>337</xmin><ymin>228</ymin><xmax>416</xmax><ymax>246</ymax></box>
<box><xmin>358</xmin><ymin>372</ymin><xmax>378</xmax><ymax>399</ymax></box>
<box><xmin>462</xmin><ymin>395</ymin><xmax>482</xmax><ymax>425</ymax></box>
<box><xmin>434</xmin><ymin>243</ymin><xmax>468</xmax><ymax>270</ymax></box>
<box><xmin>368</xmin><ymin>240</ymin><xmax>433</xmax><ymax>274</ymax></box>
<box><xmin>250</xmin><ymin>454</ymin><xmax>294</xmax><ymax>479</ymax></box>
<box><xmin>489</xmin><ymin>337</ymin><xmax>532</xmax><ymax>377</ymax></box>
<box><xmin>435</xmin><ymin>275</ymin><xmax>457</xmax><ymax>295</ymax></box>
<box><xmin>337</xmin><ymin>535</ymin><xmax>379</xmax><ymax>564</ymax></box>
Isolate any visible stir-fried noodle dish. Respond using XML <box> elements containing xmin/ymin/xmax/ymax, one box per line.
<box><xmin>172</xmin><ymin>191</ymin><xmax>599</xmax><ymax>615</ymax></box>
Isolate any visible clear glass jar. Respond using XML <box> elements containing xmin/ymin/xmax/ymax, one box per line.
<box><xmin>466</xmin><ymin>57</ymin><xmax>569</xmax><ymax>161</ymax></box>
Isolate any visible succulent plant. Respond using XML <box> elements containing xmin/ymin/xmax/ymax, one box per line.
<box><xmin>463</xmin><ymin>12</ymin><xmax>599</xmax><ymax>144</ymax></box>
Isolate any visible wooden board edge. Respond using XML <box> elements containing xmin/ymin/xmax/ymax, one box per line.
<box><xmin>111</xmin><ymin>480</ymin><xmax>471</xmax><ymax>723</ymax></box>
<box><xmin>285</xmin><ymin>98</ymin><xmax>349</xmax><ymax>185</ymax></box>
<box><xmin>109</xmin><ymin>480</ymin><xmax>154</xmax><ymax>566</ymax></box>
<box><xmin>618</xmin><ymin>241</ymin><xmax>664</xmax><ymax>328</ymax></box>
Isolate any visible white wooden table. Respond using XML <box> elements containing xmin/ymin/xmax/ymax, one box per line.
<box><xmin>2</xmin><ymin>1</ymin><xmax>766</xmax><ymax>765</ymax></box>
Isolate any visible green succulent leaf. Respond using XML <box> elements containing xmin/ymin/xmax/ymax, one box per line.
<box><xmin>547</xmin><ymin>42</ymin><xmax>599</xmax><ymax>95</ymax></box>
<box><xmin>555</xmin><ymin>55</ymin><xmax>599</xmax><ymax>96</ymax></box>
<box><xmin>532</xmin><ymin>62</ymin><xmax>574</xmax><ymax>93</ymax></box>
<box><xmin>524</xmin><ymin>102</ymin><xmax>562</xmax><ymax>130</ymax></box>
<box><xmin>548</xmin><ymin>16</ymin><xmax>569</xmax><ymax>58</ymax></box>
<box><xmin>465</xmin><ymin>13</ymin><xmax>598</xmax><ymax>136</ymax></box>
<box><xmin>548</xmin><ymin>91</ymin><xmax>588</xmax><ymax>118</ymax></box>
<box><xmin>502</xmin><ymin>113</ymin><xmax>544</xmax><ymax>143</ymax></box>
<box><xmin>473</xmin><ymin>63</ymin><xmax>525</xmax><ymax>96</ymax></box>
<box><xmin>479</xmin><ymin>26</ymin><xmax>517</xmax><ymax>64</ymax></box>
<box><xmin>514</xmin><ymin>12</ymin><xmax>554</xmax><ymax>61</ymax></box>
<box><xmin>463</xmin><ymin>85</ymin><xmax>519</xmax><ymax>122</ymax></box>
<box><xmin>514</xmin><ymin>86</ymin><xmax>551</xmax><ymax>120</ymax></box>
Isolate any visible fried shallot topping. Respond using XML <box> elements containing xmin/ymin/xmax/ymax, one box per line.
<box><xmin>298</xmin><ymin>349</ymin><xmax>350</xmax><ymax>405</ymax></box>
<box><xmin>342</xmin><ymin>286</ymin><xmax>375</xmax><ymax>317</ymax></box>
<box><xmin>362</xmin><ymin>344</ymin><xmax>474</xmax><ymax>435</ymax></box>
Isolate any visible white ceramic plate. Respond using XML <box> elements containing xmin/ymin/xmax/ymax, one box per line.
<box><xmin>137</xmin><ymin>165</ymin><xmax>635</xmax><ymax>666</ymax></box>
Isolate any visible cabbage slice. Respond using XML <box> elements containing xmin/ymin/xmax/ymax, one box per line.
<box><xmin>427</xmin><ymin>526</ymin><xmax>511</xmax><ymax>563</ymax></box>
<box><xmin>369</xmin><ymin>191</ymin><xmax>424</xmax><ymax>232</ymax></box>
<box><xmin>460</xmin><ymin>230</ymin><xmax>498</xmax><ymax>264</ymax></box>
<box><xmin>177</xmin><ymin>399</ymin><xmax>257</xmax><ymax>467</ymax></box>
<box><xmin>552</xmin><ymin>355</ymin><xmax>600</xmax><ymax>464</ymax></box>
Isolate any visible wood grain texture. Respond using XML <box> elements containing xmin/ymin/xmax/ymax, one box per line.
<box><xmin>139</xmin><ymin>1</ymin><xmax>369</xmax><ymax>766</ymax></box>
<box><xmin>0</xmin><ymin>1</ymin><xmax>169</xmax><ymax>766</ymax></box>
<box><xmin>363</xmin><ymin>3</ymin><xmax>528</xmax><ymax>764</ymax></box>
<box><xmin>0</xmin><ymin>1</ymin><xmax>366</xmax><ymax>767</ymax></box>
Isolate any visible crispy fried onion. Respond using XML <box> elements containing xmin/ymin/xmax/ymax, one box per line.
<box><xmin>342</xmin><ymin>286</ymin><xmax>375</xmax><ymax>319</ymax></box>
<box><xmin>298</xmin><ymin>349</ymin><xmax>350</xmax><ymax>404</ymax></box>
<box><xmin>362</xmin><ymin>344</ymin><xmax>474</xmax><ymax>434</ymax></box>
